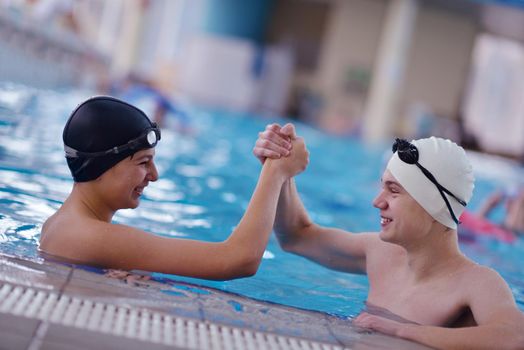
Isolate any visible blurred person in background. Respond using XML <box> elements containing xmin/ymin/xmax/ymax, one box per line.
<box><xmin>102</xmin><ymin>71</ymin><xmax>190</xmax><ymax>131</ymax></box>
<box><xmin>458</xmin><ymin>186</ymin><xmax>524</xmax><ymax>243</ymax></box>
<box><xmin>476</xmin><ymin>188</ymin><xmax>524</xmax><ymax>235</ymax></box>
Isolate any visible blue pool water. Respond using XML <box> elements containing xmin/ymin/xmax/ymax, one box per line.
<box><xmin>0</xmin><ymin>83</ymin><xmax>523</xmax><ymax>316</ymax></box>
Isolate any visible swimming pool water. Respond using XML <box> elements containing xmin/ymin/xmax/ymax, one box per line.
<box><xmin>0</xmin><ymin>82</ymin><xmax>523</xmax><ymax>316</ymax></box>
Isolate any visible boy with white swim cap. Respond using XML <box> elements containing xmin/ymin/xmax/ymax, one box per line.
<box><xmin>254</xmin><ymin>124</ymin><xmax>524</xmax><ymax>349</ymax></box>
<box><xmin>371</xmin><ymin>136</ymin><xmax>475</xmax><ymax>249</ymax></box>
<box><xmin>387</xmin><ymin>137</ymin><xmax>474</xmax><ymax>229</ymax></box>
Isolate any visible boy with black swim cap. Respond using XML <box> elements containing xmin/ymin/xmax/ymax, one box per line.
<box><xmin>254</xmin><ymin>123</ymin><xmax>524</xmax><ymax>349</ymax></box>
<box><xmin>63</xmin><ymin>96</ymin><xmax>161</xmax><ymax>182</ymax></box>
<box><xmin>40</xmin><ymin>96</ymin><xmax>310</xmax><ymax>280</ymax></box>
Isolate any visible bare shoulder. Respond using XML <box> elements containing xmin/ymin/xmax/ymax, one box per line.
<box><xmin>40</xmin><ymin>210</ymin><xmax>127</xmax><ymax>262</ymax></box>
<box><xmin>357</xmin><ymin>232</ymin><xmax>405</xmax><ymax>269</ymax></box>
<box><xmin>346</xmin><ymin>231</ymin><xmax>391</xmax><ymax>256</ymax></box>
<box><xmin>306</xmin><ymin>226</ymin><xmax>381</xmax><ymax>254</ymax></box>
<box><xmin>40</xmin><ymin>212</ymin><xmax>91</xmax><ymax>250</ymax></box>
<box><xmin>458</xmin><ymin>262</ymin><xmax>506</xmax><ymax>286</ymax></box>
<box><xmin>454</xmin><ymin>260</ymin><xmax>523</xmax><ymax>325</ymax></box>
<box><xmin>365</xmin><ymin>233</ymin><xmax>405</xmax><ymax>258</ymax></box>
<box><xmin>40</xmin><ymin>210</ymin><xmax>85</xmax><ymax>246</ymax></box>
<box><xmin>450</xmin><ymin>261</ymin><xmax>509</xmax><ymax>298</ymax></box>
<box><xmin>355</xmin><ymin>231</ymin><xmax>384</xmax><ymax>247</ymax></box>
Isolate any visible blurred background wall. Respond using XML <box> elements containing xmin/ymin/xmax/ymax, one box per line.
<box><xmin>1</xmin><ymin>0</ymin><xmax>523</xmax><ymax>160</ymax></box>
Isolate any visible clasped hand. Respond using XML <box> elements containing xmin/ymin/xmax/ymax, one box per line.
<box><xmin>253</xmin><ymin>123</ymin><xmax>309</xmax><ymax>179</ymax></box>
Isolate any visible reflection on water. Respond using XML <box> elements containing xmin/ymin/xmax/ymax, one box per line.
<box><xmin>0</xmin><ymin>83</ymin><xmax>523</xmax><ymax>316</ymax></box>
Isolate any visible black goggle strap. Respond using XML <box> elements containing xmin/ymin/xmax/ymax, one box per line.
<box><xmin>64</xmin><ymin>141</ymin><xmax>142</xmax><ymax>158</ymax></box>
<box><xmin>64</xmin><ymin>145</ymin><xmax>112</xmax><ymax>158</ymax></box>
<box><xmin>415</xmin><ymin>162</ymin><xmax>464</xmax><ymax>225</ymax></box>
<box><xmin>64</xmin><ymin>126</ymin><xmax>160</xmax><ymax>159</ymax></box>
<box><xmin>415</xmin><ymin>163</ymin><xmax>467</xmax><ymax>206</ymax></box>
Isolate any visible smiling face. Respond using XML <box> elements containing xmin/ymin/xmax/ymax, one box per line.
<box><xmin>96</xmin><ymin>148</ymin><xmax>158</xmax><ymax>210</ymax></box>
<box><xmin>373</xmin><ymin>170</ymin><xmax>436</xmax><ymax>246</ymax></box>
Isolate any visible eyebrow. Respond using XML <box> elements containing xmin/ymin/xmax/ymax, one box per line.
<box><xmin>384</xmin><ymin>180</ymin><xmax>400</xmax><ymax>186</ymax></box>
<box><xmin>135</xmin><ymin>155</ymin><xmax>153</xmax><ymax>162</ymax></box>
<box><xmin>382</xmin><ymin>179</ymin><xmax>404</xmax><ymax>190</ymax></box>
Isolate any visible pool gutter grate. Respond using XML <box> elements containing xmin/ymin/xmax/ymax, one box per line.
<box><xmin>0</xmin><ymin>282</ymin><xmax>348</xmax><ymax>349</ymax></box>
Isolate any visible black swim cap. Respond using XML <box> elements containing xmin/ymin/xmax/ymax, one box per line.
<box><xmin>63</xmin><ymin>96</ymin><xmax>160</xmax><ymax>182</ymax></box>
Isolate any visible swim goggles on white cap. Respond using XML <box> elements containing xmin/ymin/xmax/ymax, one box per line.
<box><xmin>392</xmin><ymin>138</ymin><xmax>467</xmax><ymax>224</ymax></box>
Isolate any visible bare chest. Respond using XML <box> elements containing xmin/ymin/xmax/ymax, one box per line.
<box><xmin>367</xmin><ymin>270</ymin><xmax>470</xmax><ymax>326</ymax></box>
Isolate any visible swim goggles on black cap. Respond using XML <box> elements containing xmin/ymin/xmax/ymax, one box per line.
<box><xmin>392</xmin><ymin>138</ymin><xmax>466</xmax><ymax>224</ymax></box>
<box><xmin>64</xmin><ymin>124</ymin><xmax>161</xmax><ymax>159</ymax></box>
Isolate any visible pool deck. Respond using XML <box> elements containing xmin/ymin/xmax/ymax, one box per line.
<box><xmin>0</xmin><ymin>253</ymin><xmax>432</xmax><ymax>350</ymax></box>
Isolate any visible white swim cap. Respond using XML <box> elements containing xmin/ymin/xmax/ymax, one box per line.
<box><xmin>386</xmin><ymin>137</ymin><xmax>475</xmax><ymax>229</ymax></box>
